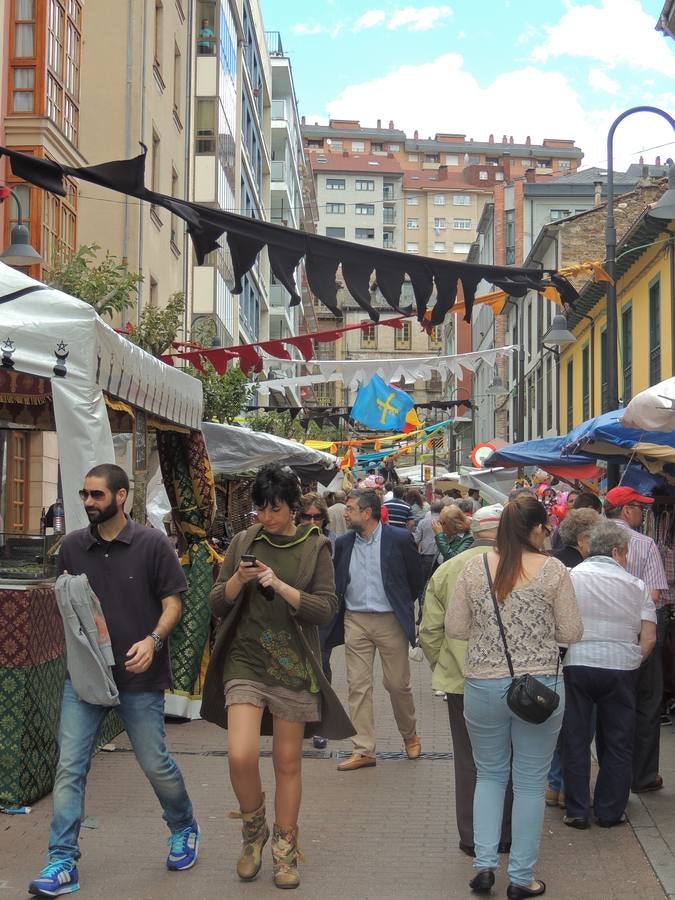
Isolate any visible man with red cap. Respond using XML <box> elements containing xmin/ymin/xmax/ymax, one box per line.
<box><xmin>604</xmin><ymin>486</ymin><xmax>668</xmax><ymax>793</ymax></box>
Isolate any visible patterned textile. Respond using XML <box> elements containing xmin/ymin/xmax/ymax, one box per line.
<box><xmin>157</xmin><ymin>430</ymin><xmax>219</xmax><ymax>705</ymax></box>
<box><xmin>0</xmin><ymin>587</ymin><xmax>64</xmax><ymax>668</ymax></box>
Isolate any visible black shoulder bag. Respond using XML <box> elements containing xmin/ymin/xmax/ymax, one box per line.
<box><xmin>482</xmin><ymin>555</ymin><xmax>560</xmax><ymax>724</ymax></box>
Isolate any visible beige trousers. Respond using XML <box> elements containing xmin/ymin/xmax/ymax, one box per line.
<box><xmin>344</xmin><ymin>611</ymin><xmax>417</xmax><ymax>757</ymax></box>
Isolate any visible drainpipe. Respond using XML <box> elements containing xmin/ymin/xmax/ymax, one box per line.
<box><xmin>138</xmin><ymin>0</ymin><xmax>148</xmax><ymax>311</ymax></box>
<box><xmin>183</xmin><ymin>0</ymin><xmax>194</xmax><ymax>339</ymax></box>
<box><xmin>122</xmin><ymin>0</ymin><xmax>134</xmax><ymax>324</ymax></box>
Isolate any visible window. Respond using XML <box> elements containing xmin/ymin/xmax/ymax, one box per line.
<box><xmin>406</xmin><ymin>242</ymin><xmax>419</xmax><ymax>253</ymax></box>
<box><xmin>45</xmin><ymin>0</ymin><xmax>82</xmax><ymax>143</ymax></box>
<box><xmin>582</xmin><ymin>345</ymin><xmax>590</xmax><ymax>420</ymax></box>
<box><xmin>536</xmin><ymin>159</ymin><xmax>552</xmax><ymax>169</ymax></box>
<box><xmin>453</xmin><ymin>243</ymin><xmax>471</xmax><ymax>254</ymax></box>
<box><xmin>41</xmin><ymin>175</ymin><xmax>76</xmax><ymax>265</ymax></box>
<box><xmin>649</xmin><ymin>277</ymin><xmax>661</xmax><ymax>386</ymax></box>
<box><xmin>355</xmin><ymin>179</ymin><xmax>374</xmax><ymax>191</ymax></box>
<box><xmin>154</xmin><ymin>0</ymin><xmax>163</xmax><ymax>68</ymax></box>
<box><xmin>407</xmin><ymin>218</ymin><xmax>419</xmax><ymax>229</ymax></box>
<box><xmin>505</xmin><ymin>208</ymin><xmax>515</xmax><ymax>264</ymax></box>
<box><xmin>408</xmin><ymin>153</ymin><xmax>419</xmax><ymax>162</ymax></box>
<box><xmin>355</xmin><ymin>203</ymin><xmax>374</xmax><ymax>215</ymax></box>
<box><xmin>395</xmin><ymin>322</ymin><xmax>411</xmax><ymax>349</ymax></box>
<box><xmin>478</xmin><ymin>170</ymin><xmax>488</xmax><ymax>180</ymax></box>
<box><xmin>326</xmin><ymin>178</ymin><xmax>345</xmax><ymax>190</ymax></box>
<box><xmin>361</xmin><ymin>325</ymin><xmax>377</xmax><ymax>349</ymax></box>
<box><xmin>15</xmin><ymin>0</ymin><xmax>36</xmax><ymax>56</ymax></box>
<box><xmin>622</xmin><ymin>304</ymin><xmax>632</xmax><ymax>402</ymax></box>
<box><xmin>466</xmin><ymin>153</ymin><xmax>480</xmax><ymax>165</ymax></box>
<box><xmin>486</xmin><ymin>157</ymin><xmax>499</xmax><ymax>166</ymax></box>
<box><xmin>388</xmin><ymin>143</ymin><xmax>400</xmax><ymax>151</ymax></box>
<box><xmin>549</xmin><ymin>209</ymin><xmax>571</xmax><ymax>221</ymax></box>
<box><xmin>566</xmin><ymin>359</ymin><xmax>574</xmax><ymax>430</ymax></box>
<box><xmin>326</xmin><ymin>226</ymin><xmax>345</xmax><ymax>238</ymax></box>
<box><xmin>453</xmin><ymin>218</ymin><xmax>471</xmax><ymax>229</ymax></box>
<box><xmin>446</xmin><ymin>154</ymin><xmax>459</xmax><ymax>166</ymax></box>
<box><xmin>433</xmin><ymin>194</ymin><xmax>446</xmax><ymax>205</ymax></box>
<box><xmin>195</xmin><ymin>97</ymin><xmax>215</xmax><ymax>152</ymax></box>
<box><xmin>383</xmin><ymin>208</ymin><xmax>395</xmax><ymax>224</ymax></box>
<box><xmin>326</xmin><ymin>203</ymin><xmax>345</xmax><ymax>214</ymax></box>
<box><xmin>453</xmin><ymin>194</ymin><xmax>470</xmax><ymax>206</ymax></box>
<box><xmin>425</xmin><ymin>153</ymin><xmax>440</xmax><ymax>163</ymax></box>
<box><xmin>433</xmin><ymin>241</ymin><xmax>447</xmax><ymax>253</ymax></box>
<box><xmin>495</xmin><ymin>172</ymin><xmax>504</xmax><ymax>181</ymax></box>
<box><xmin>355</xmin><ymin>228</ymin><xmax>374</xmax><ymax>240</ymax></box>
<box><xmin>307</xmin><ymin>139</ymin><xmax>323</xmax><ymax>148</ymax></box>
<box><xmin>351</xmin><ymin>140</ymin><xmax>365</xmax><ymax>152</ymax></box>
<box><xmin>428</xmin><ymin>326</ymin><xmax>442</xmax><ymax>349</ymax></box>
<box><xmin>383</xmin><ymin>182</ymin><xmax>395</xmax><ymax>200</ymax></box>
<box><xmin>407</xmin><ymin>194</ymin><xmax>419</xmax><ymax>205</ymax></box>
<box><xmin>12</xmin><ymin>67</ymin><xmax>35</xmax><ymax>112</ymax></box>
<box><xmin>383</xmin><ymin>231</ymin><xmax>394</xmax><ymax>248</ymax></box>
<box><xmin>329</xmin><ymin>139</ymin><xmax>342</xmax><ymax>150</ymax></box>
<box><xmin>149</xmin><ymin>276</ymin><xmax>159</xmax><ymax>307</ymax></box>
<box><xmin>173</xmin><ymin>43</ymin><xmax>181</xmax><ymax>113</ymax></box>
<box><xmin>170</xmin><ymin>166</ymin><xmax>180</xmax><ymax>247</ymax></box>
<box><xmin>558</xmin><ymin>160</ymin><xmax>571</xmax><ymax>170</ymax></box>
<box><xmin>371</xmin><ymin>142</ymin><xmax>383</xmax><ymax>151</ymax></box>
<box><xmin>433</xmin><ymin>217</ymin><xmax>446</xmax><ymax>229</ymax></box>
<box><xmin>151</xmin><ymin>129</ymin><xmax>161</xmax><ymax>193</ymax></box>
<box><xmin>8</xmin><ymin>431</ymin><xmax>28</xmax><ymax>533</ymax></box>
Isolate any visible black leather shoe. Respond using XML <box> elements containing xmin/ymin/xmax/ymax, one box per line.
<box><xmin>312</xmin><ymin>736</ymin><xmax>327</xmax><ymax>749</ymax></box>
<box><xmin>469</xmin><ymin>870</ymin><xmax>495</xmax><ymax>894</ymax></box>
<box><xmin>459</xmin><ymin>842</ymin><xmax>476</xmax><ymax>857</ymax></box>
<box><xmin>507</xmin><ymin>881</ymin><xmax>546</xmax><ymax>899</ymax></box>
<box><xmin>563</xmin><ymin>815</ymin><xmax>590</xmax><ymax>829</ymax></box>
<box><xmin>498</xmin><ymin>842</ymin><xmax>511</xmax><ymax>854</ymax></box>
<box><xmin>596</xmin><ymin>813</ymin><xmax>627</xmax><ymax>828</ymax></box>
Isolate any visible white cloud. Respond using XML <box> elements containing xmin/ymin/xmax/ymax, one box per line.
<box><xmin>588</xmin><ymin>68</ymin><xmax>620</xmax><ymax>95</ymax></box>
<box><xmin>353</xmin><ymin>10</ymin><xmax>387</xmax><ymax>30</ymax></box>
<box><xmin>290</xmin><ymin>22</ymin><xmax>324</xmax><ymax>36</ymax></box>
<box><xmin>323</xmin><ymin>53</ymin><xmax>675</xmax><ymax>171</ymax></box>
<box><xmin>388</xmin><ymin>5</ymin><xmax>453</xmax><ymax>31</ymax></box>
<box><xmin>531</xmin><ymin>0</ymin><xmax>675</xmax><ymax>76</ymax></box>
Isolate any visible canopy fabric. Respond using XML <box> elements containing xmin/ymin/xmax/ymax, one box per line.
<box><xmin>621</xmin><ymin>377</ymin><xmax>675</xmax><ymax>432</ymax></box>
<box><xmin>0</xmin><ymin>145</ymin><xmax>579</xmax><ymax>325</ymax></box>
<box><xmin>0</xmin><ymin>262</ymin><xmax>203</xmax><ymax>530</ymax></box>
<box><xmin>201</xmin><ymin>422</ymin><xmax>338</xmax><ymax>484</ymax></box>
<box><xmin>563</xmin><ymin>409</ymin><xmax>675</xmax><ymax>473</ymax></box>
<box><xmin>486</xmin><ymin>436</ymin><xmax>604</xmax><ymax>481</ymax></box>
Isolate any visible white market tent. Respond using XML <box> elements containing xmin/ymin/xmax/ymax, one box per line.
<box><xmin>0</xmin><ymin>262</ymin><xmax>202</xmax><ymax>531</ymax></box>
<box><xmin>621</xmin><ymin>377</ymin><xmax>675</xmax><ymax>432</ymax></box>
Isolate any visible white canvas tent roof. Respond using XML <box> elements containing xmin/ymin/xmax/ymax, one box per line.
<box><xmin>0</xmin><ymin>262</ymin><xmax>203</xmax><ymax>530</ymax></box>
<box><xmin>621</xmin><ymin>377</ymin><xmax>675</xmax><ymax>432</ymax></box>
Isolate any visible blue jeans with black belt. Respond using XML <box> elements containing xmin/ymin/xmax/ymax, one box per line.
<box><xmin>48</xmin><ymin>678</ymin><xmax>194</xmax><ymax>861</ymax></box>
<box><xmin>464</xmin><ymin>676</ymin><xmax>564</xmax><ymax>888</ymax></box>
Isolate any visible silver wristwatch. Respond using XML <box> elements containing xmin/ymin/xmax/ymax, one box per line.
<box><xmin>150</xmin><ymin>631</ymin><xmax>164</xmax><ymax>652</ymax></box>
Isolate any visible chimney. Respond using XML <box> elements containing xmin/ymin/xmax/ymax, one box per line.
<box><xmin>639</xmin><ymin>155</ymin><xmax>644</xmax><ymax>165</ymax></box>
<box><xmin>509</xmin><ymin>136</ymin><xmax>514</xmax><ymax>144</ymax></box>
<box><xmin>656</xmin><ymin>155</ymin><xmax>661</xmax><ymax>166</ymax></box>
<box><xmin>525</xmin><ymin>168</ymin><xmax>536</xmax><ymax>183</ymax></box>
<box><xmin>389</xmin><ymin>120</ymin><xmax>394</xmax><ymax>129</ymax></box>
<box><xmin>502</xmin><ymin>134</ymin><xmax>508</xmax><ymax>144</ymax></box>
<box><xmin>593</xmin><ymin>180</ymin><xmax>603</xmax><ymax>205</ymax></box>
<box><xmin>489</xmin><ymin>133</ymin><xmax>494</xmax><ymax>143</ymax></box>
<box><xmin>377</xmin><ymin>118</ymin><xmax>381</xmax><ymax>129</ymax></box>
<box><xmin>526</xmin><ymin>136</ymin><xmax>531</xmax><ymax>146</ymax></box>
<box><xmin>301</xmin><ymin>115</ymin><xmax>306</xmax><ymax>125</ymax></box>
<box><xmin>438</xmin><ymin>164</ymin><xmax>448</xmax><ymax>181</ymax></box>
<box><xmin>414</xmin><ymin>129</ymin><xmax>419</xmax><ymax>140</ymax></box>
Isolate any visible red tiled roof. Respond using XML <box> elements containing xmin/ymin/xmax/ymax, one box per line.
<box><xmin>402</xmin><ymin>171</ymin><xmax>487</xmax><ymax>191</ymax></box>
<box><xmin>308</xmin><ymin>151</ymin><xmax>403</xmax><ymax>175</ymax></box>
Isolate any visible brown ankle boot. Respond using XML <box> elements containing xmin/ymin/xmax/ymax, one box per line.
<box><xmin>231</xmin><ymin>795</ymin><xmax>269</xmax><ymax>881</ymax></box>
<box><xmin>271</xmin><ymin>822</ymin><xmax>302</xmax><ymax>889</ymax></box>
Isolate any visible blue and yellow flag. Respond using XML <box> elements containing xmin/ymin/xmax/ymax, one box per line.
<box><xmin>351</xmin><ymin>375</ymin><xmax>415</xmax><ymax>431</ymax></box>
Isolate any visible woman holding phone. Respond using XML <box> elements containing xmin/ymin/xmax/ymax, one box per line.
<box><xmin>201</xmin><ymin>464</ymin><xmax>353</xmax><ymax>889</ymax></box>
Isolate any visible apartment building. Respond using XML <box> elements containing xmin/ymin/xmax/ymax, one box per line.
<box><xmin>77</xmin><ymin>0</ymin><xmax>191</xmax><ymax>319</ymax></box>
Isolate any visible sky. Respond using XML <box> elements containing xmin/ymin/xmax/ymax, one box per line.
<box><xmin>260</xmin><ymin>0</ymin><xmax>675</xmax><ymax>172</ymax></box>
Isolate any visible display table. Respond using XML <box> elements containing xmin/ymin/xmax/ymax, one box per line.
<box><xmin>0</xmin><ymin>581</ymin><xmax>122</xmax><ymax>806</ymax></box>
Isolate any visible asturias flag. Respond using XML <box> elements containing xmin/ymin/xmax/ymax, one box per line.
<box><xmin>351</xmin><ymin>375</ymin><xmax>415</xmax><ymax>431</ymax></box>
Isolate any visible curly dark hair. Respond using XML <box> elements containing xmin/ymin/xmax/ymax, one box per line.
<box><xmin>251</xmin><ymin>464</ymin><xmax>301</xmax><ymax>510</ymax></box>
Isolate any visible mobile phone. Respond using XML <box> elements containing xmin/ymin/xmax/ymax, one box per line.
<box><xmin>241</xmin><ymin>554</ymin><xmax>256</xmax><ymax>566</ymax></box>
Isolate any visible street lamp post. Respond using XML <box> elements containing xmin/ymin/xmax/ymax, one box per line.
<box><xmin>604</xmin><ymin>106</ymin><xmax>675</xmax><ymax>487</ymax></box>
<box><xmin>0</xmin><ymin>187</ymin><xmax>41</xmax><ymax>267</ymax></box>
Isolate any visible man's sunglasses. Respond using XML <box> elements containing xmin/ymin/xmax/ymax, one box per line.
<box><xmin>78</xmin><ymin>489</ymin><xmax>107</xmax><ymax>501</ymax></box>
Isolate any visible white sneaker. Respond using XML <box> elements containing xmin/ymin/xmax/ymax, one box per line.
<box><xmin>409</xmin><ymin>646</ymin><xmax>424</xmax><ymax>661</ymax></box>
<box><xmin>434</xmin><ymin>690</ymin><xmax>445</xmax><ymax>697</ymax></box>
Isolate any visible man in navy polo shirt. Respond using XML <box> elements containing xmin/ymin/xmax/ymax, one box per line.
<box><xmin>29</xmin><ymin>464</ymin><xmax>199</xmax><ymax>898</ymax></box>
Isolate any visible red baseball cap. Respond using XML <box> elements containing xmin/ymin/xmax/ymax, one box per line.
<box><xmin>604</xmin><ymin>486</ymin><xmax>654</xmax><ymax>507</ymax></box>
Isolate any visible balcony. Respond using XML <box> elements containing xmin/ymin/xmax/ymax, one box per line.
<box><xmin>383</xmin><ymin>209</ymin><xmax>396</xmax><ymax>225</ymax></box>
<box><xmin>383</xmin><ymin>186</ymin><xmax>395</xmax><ymax>201</ymax></box>
<box><xmin>265</xmin><ymin>31</ymin><xmax>284</xmax><ymax>57</ymax></box>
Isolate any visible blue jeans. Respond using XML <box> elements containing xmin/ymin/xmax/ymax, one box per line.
<box><xmin>465</xmin><ymin>676</ymin><xmax>564</xmax><ymax>888</ymax></box>
<box><xmin>547</xmin><ymin>736</ymin><xmax>564</xmax><ymax>792</ymax></box>
<box><xmin>49</xmin><ymin>679</ymin><xmax>194</xmax><ymax>861</ymax></box>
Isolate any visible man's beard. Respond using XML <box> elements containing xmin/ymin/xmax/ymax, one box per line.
<box><xmin>86</xmin><ymin>497</ymin><xmax>119</xmax><ymax>525</ymax></box>
<box><xmin>346</xmin><ymin>520</ymin><xmax>364</xmax><ymax>535</ymax></box>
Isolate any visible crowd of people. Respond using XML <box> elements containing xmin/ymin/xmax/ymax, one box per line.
<box><xmin>26</xmin><ymin>461</ymin><xmax>669</xmax><ymax>899</ymax></box>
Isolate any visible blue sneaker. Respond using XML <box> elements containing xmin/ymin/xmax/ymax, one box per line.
<box><xmin>28</xmin><ymin>858</ymin><xmax>79</xmax><ymax>896</ymax></box>
<box><xmin>166</xmin><ymin>820</ymin><xmax>200</xmax><ymax>870</ymax></box>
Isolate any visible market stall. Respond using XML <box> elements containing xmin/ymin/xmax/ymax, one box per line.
<box><xmin>0</xmin><ymin>261</ymin><xmax>214</xmax><ymax>806</ymax></box>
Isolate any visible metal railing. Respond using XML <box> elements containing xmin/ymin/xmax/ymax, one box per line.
<box><xmin>265</xmin><ymin>31</ymin><xmax>284</xmax><ymax>56</ymax></box>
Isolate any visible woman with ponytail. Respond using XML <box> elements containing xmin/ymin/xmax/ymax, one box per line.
<box><xmin>445</xmin><ymin>494</ymin><xmax>582</xmax><ymax>900</ymax></box>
